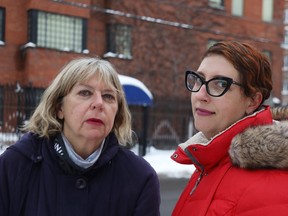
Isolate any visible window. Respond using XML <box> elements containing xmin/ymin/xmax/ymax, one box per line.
<box><xmin>282</xmin><ymin>81</ymin><xmax>288</xmax><ymax>94</ymax></box>
<box><xmin>232</xmin><ymin>0</ymin><xmax>243</xmax><ymax>16</ymax></box>
<box><xmin>262</xmin><ymin>50</ymin><xmax>272</xmax><ymax>62</ymax></box>
<box><xmin>282</xmin><ymin>77</ymin><xmax>288</xmax><ymax>95</ymax></box>
<box><xmin>285</xmin><ymin>9</ymin><xmax>288</xmax><ymax>24</ymax></box>
<box><xmin>282</xmin><ymin>29</ymin><xmax>288</xmax><ymax>49</ymax></box>
<box><xmin>285</xmin><ymin>30</ymin><xmax>288</xmax><ymax>44</ymax></box>
<box><xmin>209</xmin><ymin>0</ymin><xmax>224</xmax><ymax>8</ymax></box>
<box><xmin>207</xmin><ymin>39</ymin><xmax>219</xmax><ymax>49</ymax></box>
<box><xmin>284</xmin><ymin>55</ymin><xmax>288</xmax><ymax>70</ymax></box>
<box><xmin>0</xmin><ymin>8</ymin><xmax>5</xmax><ymax>44</ymax></box>
<box><xmin>282</xmin><ymin>56</ymin><xmax>288</xmax><ymax>94</ymax></box>
<box><xmin>262</xmin><ymin>0</ymin><xmax>274</xmax><ymax>22</ymax></box>
<box><xmin>28</xmin><ymin>10</ymin><xmax>87</xmax><ymax>53</ymax></box>
<box><xmin>106</xmin><ymin>24</ymin><xmax>132</xmax><ymax>59</ymax></box>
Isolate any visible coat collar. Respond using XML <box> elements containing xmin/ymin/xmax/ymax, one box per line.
<box><xmin>171</xmin><ymin>106</ymin><xmax>274</xmax><ymax>171</ymax></box>
<box><xmin>8</xmin><ymin>132</ymin><xmax>120</xmax><ymax>172</ymax></box>
<box><xmin>229</xmin><ymin>120</ymin><xmax>288</xmax><ymax>169</ymax></box>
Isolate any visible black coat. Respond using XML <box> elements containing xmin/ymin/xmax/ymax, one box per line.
<box><xmin>0</xmin><ymin>132</ymin><xmax>160</xmax><ymax>216</ymax></box>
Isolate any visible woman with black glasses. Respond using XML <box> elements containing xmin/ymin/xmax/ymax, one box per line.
<box><xmin>171</xmin><ymin>41</ymin><xmax>288</xmax><ymax>216</ymax></box>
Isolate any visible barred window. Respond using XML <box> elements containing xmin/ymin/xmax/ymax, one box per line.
<box><xmin>0</xmin><ymin>8</ymin><xmax>5</xmax><ymax>43</ymax></box>
<box><xmin>28</xmin><ymin>10</ymin><xmax>87</xmax><ymax>53</ymax></box>
<box><xmin>107</xmin><ymin>24</ymin><xmax>132</xmax><ymax>59</ymax></box>
<box><xmin>209</xmin><ymin>0</ymin><xmax>224</xmax><ymax>8</ymax></box>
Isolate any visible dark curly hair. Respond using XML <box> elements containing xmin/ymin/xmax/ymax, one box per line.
<box><xmin>204</xmin><ymin>41</ymin><xmax>272</xmax><ymax>105</ymax></box>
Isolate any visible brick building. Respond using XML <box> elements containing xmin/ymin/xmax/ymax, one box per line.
<box><xmin>0</xmin><ymin>0</ymin><xmax>285</xmax><ymax>150</ymax></box>
<box><xmin>282</xmin><ymin>0</ymin><xmax>288</xmax><ymax>104</ymax></box>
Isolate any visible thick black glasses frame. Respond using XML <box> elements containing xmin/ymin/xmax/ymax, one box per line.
<box><xmin>185</xmin><ymin>70</ymin><xmax>242</xmax><ymax>97</ymax></box>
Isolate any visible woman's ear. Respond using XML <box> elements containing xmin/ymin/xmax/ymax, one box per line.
<box><xmin>245</xmin><ymin>92</ymin><xmax>263</xmax><ymax>115</ymax></box>
<box><xmin>57</xmin><ymin>105</ymin><xmax>64</xmax><ymax>119</ymax></box>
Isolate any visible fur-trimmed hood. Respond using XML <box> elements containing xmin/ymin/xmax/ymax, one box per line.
<box><xmin>229</xmin><ymin>121</ymin><xmax>288</xmax><ymax>169</ymax></box>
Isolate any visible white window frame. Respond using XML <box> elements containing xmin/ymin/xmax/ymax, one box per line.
<box><xmin>283</xmin><ymin>29</ymin><xmax>288</xmax><ymax>49</ymax></box>
<box><xmin>209</xmin><ymin>0</ymin><xmax>224</xmax><ymax>9</ymax></box>
<box><xmin>284</xmin><ymin>55</ymin><xmax>288</xmax><ymax>71</ymax></box>
<box><xmin>262</xmin><ymin>0</ymin><xmax>274</xmax><ymax>22</ymax></box>
<box><xmin>29</xmin><ymin>10</ymin><xmax>87</xmax><ymax>53</ymax></box>
<box><xmin>106</xmin><ymin>24</ymin><xmax>132</xmax><ymax>59</ymax></box>
<box><xmin>285</xmin><ymin>9</ymin><xmax>288</xmax><ymax>24</ymax></box>
<box><xmin>282</xmin><ymin>79</ymin><xmax>288</xmax><ymax>95</ymax></box>
<box><xmin>232</xmin><ymin>0</ymin><xmax>244</xmax><ymax>16</ymax></box>
<box><xmin>283</xmin><ymin>56</ymin><xmax>288</xmax><ymax>94</ymax></box>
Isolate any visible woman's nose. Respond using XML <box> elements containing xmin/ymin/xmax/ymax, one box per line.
<box><xmin>194</xmin><ymin>84</ymin><xmax>209</xmax><ymax>100</ymax></box>
<box><xmin>91</xmin><ymin>93</ymin><xmax>103</xmax><ymax>110</ymax></box>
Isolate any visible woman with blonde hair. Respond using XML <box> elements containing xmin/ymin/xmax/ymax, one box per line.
<box><xmin>0</xmin><ymin>57</ymin><xmax>160</xmax><ymax>216</ymax></box>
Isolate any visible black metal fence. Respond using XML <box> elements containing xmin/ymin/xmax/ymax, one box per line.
<box><xmin>0</xmin><ymin>84</ymin><xmax>44</xmax><ymax>145</ymax></box>
<box><xmin>0</xmin><ymin>84</ymin><xmax>193</xmax><ymax>155</ymax></box>
<box><xmin>129</xmin><ymin>97</ymin><xmax>193</xmax><ymax>154</ymax></box>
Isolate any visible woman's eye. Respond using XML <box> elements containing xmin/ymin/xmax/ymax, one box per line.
<box><xmin>103</xmin><ymin>93</ymin><xmax>116</xmax><ymax>101</ymax></box>
<box><xmin>215</xmin><ymin>80</ymin><xmax>228</xmax><ymax>89</ymax></box>
<box><xmin>78</xmin><ymin>89</ymin><xmax>92</xmax><ymax>96</ymax></box>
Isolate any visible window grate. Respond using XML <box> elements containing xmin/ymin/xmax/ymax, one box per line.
<box><xmin>107</xmin><ymin>24</ymin><xmax>132</xmax><ymax>59</ymax></box>
<box><xmin>0</xmin><ymin>8</ymin><xmax>5</xmax><ymax>42</ymax></box>
<box><xmin>28</xmin><ymin>10</ymin><xmax>86</xmax><ymax>53</ymax></box>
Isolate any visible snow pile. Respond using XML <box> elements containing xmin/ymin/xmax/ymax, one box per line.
<box><xmin>0</xmin><ymin>145</ymin><xmax>8</xmax><ymax>155</ymax></box>
<box><xmin>143</xmin><ymin>146</ymin><xmax>195</xmax><ymax>179</ymax></box>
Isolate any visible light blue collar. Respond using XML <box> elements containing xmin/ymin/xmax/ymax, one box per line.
<box><xmin>61</xmin><ymin>133</ymin><xmax>105</xmax><ymax>169</ymax></box>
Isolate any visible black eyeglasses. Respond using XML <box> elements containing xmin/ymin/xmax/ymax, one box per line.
<box><xmin>185</xmin><ymin>70</ymin><xmax>242</xmax><ymax>97</ymax></box>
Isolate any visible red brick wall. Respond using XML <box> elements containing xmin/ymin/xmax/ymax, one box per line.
<box><xmin>0</xmin><ymin>0</ymin><xmax>284</xmax><ymax>141</ymax></box>
<box><xmin>104</xmin><ymin>0</ymin><xmax>284</xmax><ymax>99</ymax></box>
<box><xmin>0</xmin><ymin>0</ymin><xmax>283</xmax><ymax>94</ymax></box>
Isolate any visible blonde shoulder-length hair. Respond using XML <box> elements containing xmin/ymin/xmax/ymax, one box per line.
<box><xmin>22</xmin><ymin>57</ymin><xmax>132</xmax><ymax>146</ymax></box>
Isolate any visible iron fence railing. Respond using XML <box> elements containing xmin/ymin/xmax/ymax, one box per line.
<box><xmin>0</xmin><ymin>83</ymin><xmax>193</xmax><ymax>154</ymax></box>
<box><xmin>0</xmin><ymin>84</ymin><xmax>44</xmax><ymax>146</ymax></box>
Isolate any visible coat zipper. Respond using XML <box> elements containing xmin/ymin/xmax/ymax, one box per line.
<box><xmin>184</xmin><ymin>148</ymin><xmax>205</xmax><ymax>195</ymax></box>
<box><xmin>190</xmin><ymin>171</ymin><xmax>204</xmax><ymax>195</ymax></box>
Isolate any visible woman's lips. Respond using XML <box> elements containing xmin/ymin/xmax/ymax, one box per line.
<box><xmin>86</xmin><ymin>118</ymin><xmax>104</xmax><ymax>125</ymax></box>
<box><xmin>195</xmin><ymin>108</ymin><xmax>215</xmax><ymax>116</ymax></box>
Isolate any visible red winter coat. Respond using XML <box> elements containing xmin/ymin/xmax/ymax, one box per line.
<box><xmin>171</xmin><ymin>106</ymin><xmax>288</xmax><ymax>216</ymax></box>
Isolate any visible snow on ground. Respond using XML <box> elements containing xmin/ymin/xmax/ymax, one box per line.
<box><xmin>0</xmin><ymin>133</ymin><xmax>18</xmax><ymax>155</ymax></box>
<box><xmin>0</xmin><ymin>145</ymin><xmax>7</xmax><ymax>155</ymax></box>
<box><xmin>133</xmin><ymin>146</ymin><xmax>195</xmax><ymax>179</ymax></box>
